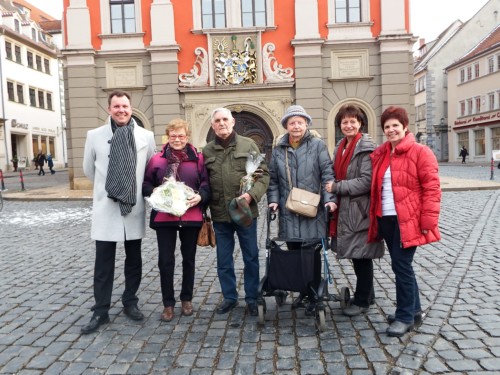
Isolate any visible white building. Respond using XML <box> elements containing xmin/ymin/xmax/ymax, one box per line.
<box><xmin>413</xmin><ymin>0</ymin><xmax>499</xmax><ymax>161</ymax></box>
<box><xmin>446</xmin><ymin>25</ymin><xmax>500</xmax><ymax>163</ymax></box>
<box><xmin>0</xmin><ymin>0</ymin><xmax>64</xmax><ymax>172</ymax></box>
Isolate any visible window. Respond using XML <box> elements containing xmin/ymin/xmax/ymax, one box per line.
<box><xmin>474</xmin><ymin>63</ymin><xmax>479</xmax><ymax>78</ymax></box>
<box><xmin>44</xmin><ymin>58</ymin><xmax>50</xmax><ymax>74</ymax></box>
<box><xmin>38</xmin><ymin>91</ymin><xmax>45</xmax><ymax>109</ymax></box>
<box><xmin>415</xmin><ymin>104</ymin><xmax>426</xmax><ymax>121</ymax></box>
<box><xmin>36</xmin><ymin>55</ymin><xmax>42</xmax><ymax>71</ymax></box>
<box><xmin>459</xmin><ymin>101</ymin><xmax>465</xmax><ymax>116</ymax></box>
<box><xmin>466</xmin><ymin>66</ymin><xmax>472</xmax><ymax>80</ymax></box>
<box><xmin>49</xmin><ymin>137</ymin><xmax>55</xmax><ymax>157</ymax></box>
<box><xmin>47</xmin><ymin>93</ymin><xmax>53</xmax><ymax>110</ymax></box>
<box><xmin>474</xmin><ymin>129</ymin><xmax>485</xmax><ymax>156</ymax></box>
<box><xmin>492</xmin><ymin>128</ymin><xmax>500</xmax><ymax>150</ymax></box>
<box><xmin>110</xmin><ymin>0</ymin><xmax>136</xmax><ymax>33</ymax></box>
<box><xmin>7</xmin><ymin>82</ymin><xmax>15</xmax><ymax>101</ymax></box>
<box><xmin>475</xmin><ymin>97</ymin><xmax>481</xmax><ymax>113</ymax></box>
<box><xmin>241</xmin><ymin>0</ymin><xmax>266</xmax><ymax>27</ymax></box>
<box><xmin>458</xmin><ymin>132</ymin><xmax>468</xmax><ymax>153</ymax></box>
<box><xmin>14</xmin><ymin>19</ymin><xmax>20</xmax><ymax>32</ymax></box>
<box><xmin>14</xmin><ymin>45</ymin><xmax>21</xmax><ymax>63</ymax></box>
<box><xmin>336</xmin><ymin>0</ymin><xmax>361</xmax><ymax>23</ymax></box>
<box><xmin>488</xmin><ymin>57</ymin><xmax>494</xmax><ymax>74</ymax></box>
<box><xmin>17</xmin><ymin>84</ymin><xmax>24</xmax><ymax>104</ymax></box>
<box><xmin>29</xmin><ymin>88</ymin><xmax>36</xmax><ymax>107</ymax></box>
<box><xmin>489</xmin><ymin>93</ymin><xmax>495</xmax><ymax>110</ymax></box>
<box><xmin>27</xmin><ymin>51</ymin><xmax>34</xmax><ymax>68</ymax></box>
<box><xmin>5</xmin><ymin>42</ymin><xmax>12</xmax><ymax>60</ymax></box>
<box><xmin>202</xmin><ymin>0</ymin><xmax>226</xmax><ymax>28</ymax></box>
<box><xmin>459</xmin><ymin>69</ymin><xmax>465</xmax><ymax>83</ymax></box>
<box><xmin>31</xmin><ymin>28</ymin><xmax>37</xmax><ymax>41</ymax></box>
<box><xmin>467</xmin><ymin>99</ymin><xmax>473</xmax><ymax>114</ymax></box>
<box><xmin>498</xmin><ymin>54</ymin><xmax>500</xmax><ymax>71</ymax></box>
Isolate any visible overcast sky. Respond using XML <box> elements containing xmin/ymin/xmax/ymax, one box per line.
<box><xmin>28</xmin><ymin>0</ymin><xmax>491</xmax><ymax>47</ymax></box>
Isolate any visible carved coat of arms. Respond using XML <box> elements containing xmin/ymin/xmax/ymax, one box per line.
<box><xmin>214</xmin><ymin>36</ymin><xmax>257</xmax><ymax>86</ymax></box>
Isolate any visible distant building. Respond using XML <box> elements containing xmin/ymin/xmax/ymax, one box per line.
<box><xmin>62</xmin><ymin>0</ymin><xmax>416</xmax><ymax>190</ymax></box>
<box><xmin>413</xmin><ymin>0</ymin><xmax>499</xmax><ymax>162</ymax></box>
<box><xmin>446</xmin><ymin>25</ymin><xmax>500</xmax><ymax>163</ymax></box>
<box><xmin>0</xmin><ymin>0</ymin><xmax>65</xmax><ymax>172</ymax></box>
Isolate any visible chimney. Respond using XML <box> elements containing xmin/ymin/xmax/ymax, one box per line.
<box><xmin>419</xmin><ymin>38</ymin><xmax>426</xmax><ymax>47</ymax></box>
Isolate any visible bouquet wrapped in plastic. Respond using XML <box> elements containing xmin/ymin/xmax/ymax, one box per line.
<box><xmin>239</xmin><ymin>151</ymin><xmax>264</xmax><ymax>195</ymax></box>
<box><xmin>145</xmin><ymin>177</ymin><xmax>196</xmax><ymax>217</ymax></box>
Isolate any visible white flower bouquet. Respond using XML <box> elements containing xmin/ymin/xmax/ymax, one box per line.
<box><xmin>239</xmin><ymin>151</ymin><xmax>264</xmax><ymax>195</ymax></box>
<box><xmin>145</xmin><ymin>177</ymin><xmax>196</xmax><ymax>217</ymax></box>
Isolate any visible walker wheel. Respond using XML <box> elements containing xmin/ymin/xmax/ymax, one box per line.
<box><xmin>318</xmin><ymin>309</ymin><xmax>326</xmax><ymax>332</ymax></box>
<box><xmin>340</xmin><ymin>287</ymin><xmax>351</xmax><ymax>310</ymax></box>
<box><xmin>258</xmin><ymin>304</ymin><xmax>265</xmax><ymax>325</ymax></box>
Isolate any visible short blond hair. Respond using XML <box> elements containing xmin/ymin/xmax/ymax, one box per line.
<box><xmin>165</xmin><ymin>118</ymin><xmax>191</xmax><ymax>137</ymax></box>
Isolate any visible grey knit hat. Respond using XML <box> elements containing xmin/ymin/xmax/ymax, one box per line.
<box><xmin>280</xmin><ymin>105</ymin><xmax>312</xmax><ymax>128</ymax></box>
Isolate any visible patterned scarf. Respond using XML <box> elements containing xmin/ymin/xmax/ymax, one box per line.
<box><xmin>329</xmin><ymin>132</ymin><xmax>362</xmax><ymax>236</ymax></box>
<box><xmin>165</xmin><ymin>146</ymin><xmax>189</xmax><ymax>180</ymax></box>
<box><xmin>105</xmin><ymin>119</ymin><xmax>137</xmax><ymax>216</ymax></box>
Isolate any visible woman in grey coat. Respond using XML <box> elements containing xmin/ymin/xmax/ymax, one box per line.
<box><xmin>326</xmin><ymin>104</ymin><xmax>384</xmax><ymax>316</ymax></box>
<box><xmin>267</xmin><ymin>105</ymin><xmax>337</xmax><ymax>316</ymax></box>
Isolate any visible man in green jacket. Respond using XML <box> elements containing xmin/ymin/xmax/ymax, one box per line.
<box><xmin>203</xmin><ymin>107</ymin><xmax>270</xmax><ymax>316</ymax></box>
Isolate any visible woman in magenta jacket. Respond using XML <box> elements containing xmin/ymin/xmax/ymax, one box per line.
<box><xmin>143</xmin><ymin>119</ymin><xmax>210</xmax><ymax>322</ymax></box>
<box><xmin>368</xmin><ymin>106</ymin><xmax>441</xmax><ymax>337</ymax></box>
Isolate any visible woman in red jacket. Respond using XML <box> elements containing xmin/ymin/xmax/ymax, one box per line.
<box><xmin>143</xmin><ymin>119</ymin><xmax>210</xmax><ymax>322</ymax></box>
<box><xmin>368</xmin><ymin>106</ymin><xmax>441</xmax><ymax>337</ymax></box>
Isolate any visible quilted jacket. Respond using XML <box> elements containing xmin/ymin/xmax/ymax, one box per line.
<box><xmin>368</xmin><ymin>133</ymin><xmax>441</xmax><ymax>248</ymax></box>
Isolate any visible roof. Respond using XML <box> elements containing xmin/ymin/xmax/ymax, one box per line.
<box><xmin>12</xmin><ymin>0</ymin><xmax>58</xmax><ymax>23</ymax></box>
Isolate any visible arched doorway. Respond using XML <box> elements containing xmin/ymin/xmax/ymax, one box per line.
<box><xmin>206</xmin><ymin>111</ymin><xmax>274</xmax><ymax>161</ymax></box>
<box><xmin>132</xmin><ymin>115</ymin><xmax>144</xmax><ymax>128</ymax></box>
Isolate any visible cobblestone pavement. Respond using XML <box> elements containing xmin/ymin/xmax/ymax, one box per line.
<box><xmin>0</xmin><ymin>166</ymin><xmax>499</xmax><ymax>374</ymax></box>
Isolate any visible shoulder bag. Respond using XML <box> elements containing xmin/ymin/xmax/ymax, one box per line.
<box><xmin>197</xmin><ymin>211</ymin><xmax>216</xmax><ymax>248</ymax></box>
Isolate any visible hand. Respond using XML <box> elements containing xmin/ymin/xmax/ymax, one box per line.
<box><xmin>187</xmin><ymin>193</ymin><xmax>202</xmax><ymax>208</ymax></box>
<box><xmin>325</xmin><ymin>181</ymin><xmax>336</xmax><ymax>193</ymax></box>
<box><xmin>239</xmin><ymin>192</ymin><xmax>252</xmax><ymax>205</ymax></box>
<box><xmin>268</xmin><ymin>203</ymin><xmax>278</xmax><ymax>211</ymax></box>
<box><xmin>324</xmin><ymin>202</ymin><xmax>337</xmax><ymax>212</ymax></box>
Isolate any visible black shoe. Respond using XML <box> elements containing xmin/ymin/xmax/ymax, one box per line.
<box><xmin>342</xmin><ymin>304</ymin><xmax>369</xmax><ymax>317</ymax></box>
<box><xmin>81</xmin><ymin>314</ymin><xmax>110</xmax><ymax>334</ymax></box>
<box><xmin>216</xmin><ymin>300</ymin><xmax>238</xmax><ymax>314</ymax></box>
<box><xmin>123</xmin><ymin>305</ymin><xmax>144</xmax><ymax>321</ymax></box>
<box><xmin>305</xmin><ymin>301</ymin><xmax>317</xmax><ymax>317</ymax></box>
<box><xmin>386</xmin><ymin>320</ymin><xmax>414</xmax><ymax>337</ymax></box>
<box><xmin>387</xmin><ymin>312</ymin><xmax>422</xmax><ymax>325</ymax></box>
<box><xmin>247</xmin><ymin>303</ymin><xmax>258</xmax><ymax>316</ymax></box>
<box><xmin>291</xmin><ymin>293</ymin><xmax>307</xmax><ymax>309</ymax></box>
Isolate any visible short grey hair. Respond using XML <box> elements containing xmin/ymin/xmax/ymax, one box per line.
<box><xmin>211</xmin><ymin>107</ymin><xmax>233</xmax><ymax>122</ymax></box>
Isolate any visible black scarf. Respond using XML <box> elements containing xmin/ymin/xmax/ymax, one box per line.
<box><xmin>105</xmin><ymin>118</ymin><xmax>137</xmax><ymax>216</ymax></box>
<box><xmin>216</xmin><ymin>131</ymin><xmax>236</xmax><ymax>149</ymax></box>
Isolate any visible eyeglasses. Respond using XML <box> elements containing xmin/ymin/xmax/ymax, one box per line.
<box><xmin>169</xmin><ymin>134</ymin><xmax>187</xmax><ymax>140</ymax></box>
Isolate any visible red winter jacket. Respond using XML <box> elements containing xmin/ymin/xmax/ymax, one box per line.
<box><xmin>368</xmin><ymin>133</ymin><xmax>441</xmax><ymax>248</ymax></box>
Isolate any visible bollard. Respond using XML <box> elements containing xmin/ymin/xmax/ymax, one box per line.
<box><xmin>19</xmin><ymin>169</ymin><xmax>25</xmax><ymax>191</ymax></box>
<box><xmin>0</xmin><ymin>169</ymin><xmax>5</xmax><ymax>191</ymax></box>
<box><xmin>491</xmin><ymin>157</ymin><xmax>494</xmax><ymax>181</ymax></box>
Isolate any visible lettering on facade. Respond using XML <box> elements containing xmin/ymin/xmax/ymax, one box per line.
<box><xmin>338</xmin><ymin>57</ymin><xmax>362</xmax><ymax>78</ymax></box>
<box><xmin>454</xmin><ymin>112</ymin><xmax>499</xmax><ymax>126</ymax></box>
<box><xmin>11</xmin><ymin>119</ymin><xmax>29</xmax><ymax>129</ymax></box>
<box><xmin>114</xmin><ymin>67</ymin><xmax>138</xmax><ymax>87</ymax></box>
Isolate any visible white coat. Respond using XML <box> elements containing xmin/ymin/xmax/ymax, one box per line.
<box><xmin>83</xmin><ymin>119</ymin><xmax>156</xmax><ymax>241</ymax></box>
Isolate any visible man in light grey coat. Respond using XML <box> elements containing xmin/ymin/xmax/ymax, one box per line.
<box><xmin>81</xmin><ymin>90</ymin><xmax>156</xmax><ymax>334</ymax></box>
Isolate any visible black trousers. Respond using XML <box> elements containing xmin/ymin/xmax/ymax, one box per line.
<box><xmin>156</xmin><ymin>227</ymin><xmax>199</xmax><ymax>307</ymax></box>
<box><xmin>352</xmin><ymin>258</ymin><xmax>374</xmax><ymax>308</ymax></box>
<box><xmin>92</xmin><ymin>239</ymin><xmax>142</xmax><ymax>315</ymax></box>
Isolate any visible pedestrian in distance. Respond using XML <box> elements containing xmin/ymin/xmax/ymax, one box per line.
<box><xmin>202</xmin><ymin>107</ymin><xmax>270</xmax><ymax>317</ymax></box>
<box><xmin>368</xmin><ymin>106</ymin><xmax>441</xmax><ymax>337</ymax></box>
<box><xmin>81</xmin><ymin>90</ymin><xmax>156</xmax><ymax>334</ymax></box>
<box><xmin>267</xmin><ymin>105</ymin><xmax>337</xmax><ymax>316</ymax></box>
<box><xmin>142</xmin><ymin>119</ymin><xmax>211</xmax><ymax>322</ymax></box>
<box><xmin>459</xmin><ymin>145</ymin><xmax>468</xmax><ymax>164</ymax></box>
<box><xmin>36</xmin><ymin>151</ymin><xmax>46</xmax><ymax>176</ymax></box>
<box><xmin>47</xmin><ymin>154</ymin><xmax>55</xmax><ymax>174</ymax></box>
<box><xmin>325</xmin><ymin>104</ymin><xmax>384</xmax><ymax>317</ymax></box>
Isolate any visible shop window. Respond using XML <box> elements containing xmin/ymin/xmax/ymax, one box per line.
<box><xmin>474</xmin><ymin>129</ymin><xmax>485</xmax><ymax>156</ymax></box>
<box><xmin>492</xmin><ymin>128</ymin><xmax>500</xmax><ymax>150</ymax></box>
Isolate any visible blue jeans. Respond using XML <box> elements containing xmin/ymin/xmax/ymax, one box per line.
<box><xmin>213</xmin><ymin>219</ymin><xmax>259</xmax><ymax>304</ymax></box>
<box><xmin>378</xmin><ymin>216</ymin><xmax>421</xmax><ymax>324</ymax></box>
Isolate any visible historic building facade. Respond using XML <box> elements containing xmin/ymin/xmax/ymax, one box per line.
<box><xmin>62</xmin><ymin>0</ymin><xmax>415</xmax><ymax>190</ymax></box>
<box><xmin>0</xmin><ymin>0</ymin><xmax>64</xmax><ymax>172</ymax></box>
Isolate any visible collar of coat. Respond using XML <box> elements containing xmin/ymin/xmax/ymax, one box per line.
<box><xmin>275</xmin><ymin>129</ymin><xmax>322</xmax><ymax>147</ymax></box>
